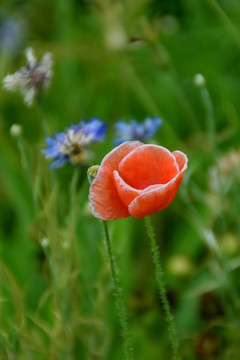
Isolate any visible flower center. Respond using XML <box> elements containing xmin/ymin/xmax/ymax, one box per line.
<box><xmin>59</xmin><ymin>129</ymin><xmax>93</xmax><ymax>165</ymax></box>
<box><xmin>28</xmin><ymin>69</ymin><xmax>46</xmax><ymax>87</ymax></box>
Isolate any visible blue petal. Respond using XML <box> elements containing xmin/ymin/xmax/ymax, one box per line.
<box><xmin>44</xmin><ymin>136</ymin><xmax>58</xmax><ymax>146</ymax></box>
<box><xmin>55</xmin><ymin>132</ymin><xmax>66</xmax><ymax>142</ymax></box>
<box><xmin>115</xmin><ymin>120</ymin><xmax>132</xmax><ymax>138</ymax></box>
<box><xmin>79</xmin><ymin>118</ymin><xmax>107</xmax><ymax>141</ymax></box>
<box><xmin>48</xmin><ymin>156</ymin><xmax>69</xmax><ymax>169</ymax></box>
<box><xmin>113</xmin><ymin>116</ymin><xmax>163</xmax><ymax>145</ymax></box>
<box><xmin>114</xmin><ymin>137</ymin><xmax>131</xmax><ymax>146</ymax></box>
<box><xmin>42</xmin><ymin>146</ymin><xmax>60</xmax><ymax>159</ymax></box>
<box><xmin>69</xmin><ymin>124</ymin><xmax>81</xmax><ymax>131</ymax></box>
<box><xmin>144</xmin><ymin>116</ymin><xmax>163</xmax><ymax>137</ymax></box>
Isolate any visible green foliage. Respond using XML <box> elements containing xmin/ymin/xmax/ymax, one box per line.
<box><xmin>1</xmin><ymin>0</ymin><xmax>240</xmax><ymax>359</ymax></box>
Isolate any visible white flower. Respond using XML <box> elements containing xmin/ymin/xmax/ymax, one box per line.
<box><xmin>3</xmin><ymin>48</ymin><xmax>53</xmax><ymax>106</ymax></box>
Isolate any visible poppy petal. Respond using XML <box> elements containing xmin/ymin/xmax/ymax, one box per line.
<box><xmin>89</xmin><ymin>141</ymin><xmax>142</xmax><ymax>220</ymax></box>
<box><xmin>173</xmin><ymin>150</ymin><xmax>188</xmax><ymax>171</ymax></box>
<box><xmin>128</xmin><ymin>151</ymin><xmax>188</xmax><ymax>218</ymax></box>
<box><xmin>113</xmin><ymin>170</ymin><xmax>141</xmax><ymax>207</ymax></box>
<box><xmin>118</xmin><ymin>144</ymin><xmax>179</xmax><ymax>190</ymax></box>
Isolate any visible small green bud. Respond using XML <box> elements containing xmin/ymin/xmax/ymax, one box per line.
<box><xmin>87</xmin><ymin>165</ymin><xmax>100</xmax><ymax>184</ymax></box>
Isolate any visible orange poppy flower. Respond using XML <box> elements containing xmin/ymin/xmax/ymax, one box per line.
<box><xmin>89</xmin><ymin>141</ymin><xmax>188</xmax><ymax>219</ymax></box>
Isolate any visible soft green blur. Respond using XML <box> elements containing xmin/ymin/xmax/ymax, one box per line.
<box><xmin>1</xmin><ymin>0</ymin><xmax>240</xmax><ymax>359</ymax></box>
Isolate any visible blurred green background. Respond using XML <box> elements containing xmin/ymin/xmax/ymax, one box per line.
<box><xmin>1</xmin><ymin>0</ymin><xmax>240</xmax><ymax>359</ymax></box>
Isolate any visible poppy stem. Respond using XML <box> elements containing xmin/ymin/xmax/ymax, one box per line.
<box><xmin>102</xmin><ymin>220</ymin><xmax>133</xmax><ymax>360</ymax></box>
<box><xmin>144</xmin><ymin>216</ymin><xmax>181</xmax><ymax>360</ymax></box>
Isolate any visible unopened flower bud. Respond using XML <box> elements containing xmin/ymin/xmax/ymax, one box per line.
<box><xmin>193</xmin><ymin>73</ymin><xmax>206</xmax><ymax>87</ymax></box>
<box><xmin>41</xmin><ymin>237</ymin><xmax>49</xmax><ymax>248</ymax></box>
<box><xmin>10</xmin><ymin>123</ymin><xmax>22</xmax><ymax>137</ymax></box>
<box><xmin>87</xmin><ymin>165</ymin><xmax>100</xmax><ymax>184</ymax></box>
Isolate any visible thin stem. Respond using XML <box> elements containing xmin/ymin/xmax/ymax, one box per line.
<box><xmin>144</xmin><ymin>216</ymin><xmax>181</xmax><ymax>360</ymax></box>
<box><xmin>36</xmin><ymin>96</ymin><xmax>47</xmax><ymax>137</ymax></box>
<box><xmin>206</xmin><ymin>0</ymin><xmax>240</xmax><ymax>49</ymax></box>
<box><xmin>66</xmin><ymin>167</ymin><xmax>81</xmax><ymax>270</ymax></box>
<box><xmin>36</xmin><ymin>97</ymin><xmax>57</xmax><ymax>188</ymax></box>
<box><xmin>17</xmin><ymin>136</ymin><xmax>31</xmax><ymax>187</ymax></box>
<box><xmin>41</xmin><ymin>241</ymin><xmax>58</xmax><ymax>289</ymax></box>
<box><xmin>198</xmin><ymin>83</ymin><xmax>216</xmax><ymax>151</ymax></box>
<box><xmin>102</xmin><ymin>220</ymin><xmax>133</xmax><ymax>360</ymax></box>
<box><xmin>69</xmin><ymin>167</ymin><xmax>80</xmax><ymax>231</ymax></box>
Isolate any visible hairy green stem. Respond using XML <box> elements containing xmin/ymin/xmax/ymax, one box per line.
<box><xmin>102</xmin><ymin>220</ymin><xmax>133</xmax><ymax>360</ymax></box>
<box><xmin>144</xmin><ymin>216</ymin><xmax>181</xmax><ymax>360</ymax></box>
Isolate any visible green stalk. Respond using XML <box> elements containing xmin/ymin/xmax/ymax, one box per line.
<box><xmin>69</xmin><ymin>167</ymin><xmax>80</xmax><ymax>230</ymax></box>
<box><xmin>102</xmin><ymin>220</ymin><xmax>133</xmax><ymax>360</ymax></box>
<box><xmin>197</xmin><ymin>80</ymin><xmax>216</xmax><ymax>150</ymax></box>
<box><xmin>17</xmin><ymin>136</ymin><xmax>31</xmax><ymax>187</ymax></box>
<box><xmin>37</xmin><ymin>96</ymin><xmax>47</xmax><ymax>137</ymax></box>
<box><xmin>206</xmin><ymin>0</ymin><xmax>240</xmax><ymax>49</ymax></box>
<box><xmin>144</xmin><ymin>216</ymin><xmax>181</xmax><ymax>360</ymax></box>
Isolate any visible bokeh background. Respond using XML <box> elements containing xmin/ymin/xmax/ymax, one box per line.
<box><xmin>1</xmin><ymin>0</ymin><xmax>240</xmax><ymax>359</ymax></box>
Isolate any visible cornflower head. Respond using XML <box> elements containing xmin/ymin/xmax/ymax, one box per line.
<box><xmin>3</xmin><ymin>47</ymin><xmax>53</xmax><ymax>106</ymax></box>
<box><xmin>114</xmin><ymin>116</ymin><xmax>162</xmax><ymax>146</ymax></box>
<box><xmin>43</xmin><ymin>118</ymin><xmax>107</xmax><ymax>169</ymax></box>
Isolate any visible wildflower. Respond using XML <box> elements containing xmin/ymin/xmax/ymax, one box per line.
<box><xmin>89</xmin><ymin>141</ymin><xmax>188</xmax><ymax>219</ymax></box>
<box><xmin>43</xmin><ymin>118</ymin><xmax>107</xmax><ymax>169</ymax></box>
<box><xmin>114</xmin><ymin>116</ymin><xmax>162</xmax><ymax>146</ymax></box>
<box><xmin>3</xmin><ymin>47</ymin><xmax>52</xmax><ymax>106</ymax></box>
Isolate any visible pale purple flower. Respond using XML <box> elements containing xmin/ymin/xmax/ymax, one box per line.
<box><xmin>3</xmin><ymin>48</ymin><xmax>53</xmax><ymax>106</ymax></box>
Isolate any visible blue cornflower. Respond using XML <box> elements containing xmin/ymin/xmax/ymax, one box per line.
<box><xmin>43</xmin><ymin>118</ymin><xmax>107</xmax><ymax>169</ymax></box>
<box><xmin>114</xmin><ymin>116</ymin><xmax>162</xmax><ymax>146</ymax></box>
